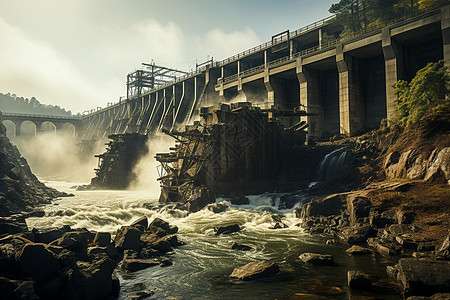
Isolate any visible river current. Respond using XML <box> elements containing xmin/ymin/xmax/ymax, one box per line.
<box><xmin>26</xmin><ymin>181</ymin><xmax>401</xmax><ymax>299</ymax></box>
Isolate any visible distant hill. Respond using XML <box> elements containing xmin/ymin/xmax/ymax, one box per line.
<box><xmin>0</xmin><ymin>93</ymin><xmax>79</xmax><ymax>117</ymax></box>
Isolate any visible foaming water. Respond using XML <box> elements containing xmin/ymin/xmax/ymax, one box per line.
<box><xmin>27</xmin><ymin>181</ymin><xmax>401</xmax><ymax>300</ymax></box>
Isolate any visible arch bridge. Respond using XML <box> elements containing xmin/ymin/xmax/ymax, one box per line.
<box><xmin>1</xmin><ymin>113</ymin><xmax>81</xmax><ymax>137</ymax></box>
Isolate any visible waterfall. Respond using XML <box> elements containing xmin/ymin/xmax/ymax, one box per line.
<box><xmin>315</xmin><ymin>147</ymin><xmax>353</xmax><ymax>182</ymax></box>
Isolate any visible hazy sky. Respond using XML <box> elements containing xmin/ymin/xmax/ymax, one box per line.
<box><xmin>0</xmin><ymin>0</ymin><xmax>336</xmax><ymax>113</ymax></box>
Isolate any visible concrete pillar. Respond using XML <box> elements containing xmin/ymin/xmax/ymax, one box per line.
<box><xmin>264</xmin><ymin>70</ymin><xmax>274</xmax><ymax>114</ymax></box>
<box><xmin>382</xmin><ymin>27</ymin><xmax>405</xmax><ymax>120</ymax></box>
<box><xmin>297</xmin><ymin>58</ymin><xmax>322</xmax><ymax>137</ymax></box>
<box><xmin>441</xmin><ymin>5</ymin><xmax>450</xmax><ymax>68</ymax></box>
<box><xmin>14</xmin><ymin>121</ymin><xmax>21</xmax><ymax>137</ymax></box>
<box><xmin>319</xmin><ymin>28</ymin><xmax>323</xmax><ymax>48</ymax></box>
<box><xmin>264</xmin><ymin>50</ymin><xmax>268</xmax><ymax>67</ymax></box>
<box><xmin>336</xmin><ymin>44</ymin><xmax>365</xmax><ymax>136</ymax></box>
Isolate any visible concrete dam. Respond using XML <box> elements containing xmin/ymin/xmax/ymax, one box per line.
<box><xmin>72</xmin><ymin>3</ymin><xmax>450</xmax><ymax>140</ymax></box>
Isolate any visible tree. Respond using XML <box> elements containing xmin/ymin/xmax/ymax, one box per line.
<box><xmin>393</xmin><ymin>60</ymin><xmax>450</xmax><ymax>126</ymax></box>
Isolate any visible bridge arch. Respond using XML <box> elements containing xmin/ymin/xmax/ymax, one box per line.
<box><xmin>40</xmin><ymin>121</ymin><xmax>57</xmax><ymax>135</ymax></box>
<box><xmin>20</xmin><ymin>121</ymin><xmax>37</xmax><ymax>137</ymax></box>
<box><xmin>2</xmin><ymin>120</ymin><xmax>16</xmax><ymax>138</ymax></box>
<box><xmin>60</xmin><ymin>122</ymin><xmax>76</xmax><ymax>137</ymax></box>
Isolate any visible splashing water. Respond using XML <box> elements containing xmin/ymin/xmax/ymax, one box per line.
<box><xmin>27</xmin><ymin>180</ymin><xmax>400</xmax><ymax>300</ymax></box>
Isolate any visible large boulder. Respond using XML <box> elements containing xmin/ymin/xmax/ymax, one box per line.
<box><xmin>340</xmin><ymin>224</ymin><xmax>373</xmax><ymax>244</ymax></box>
<box><xmin>148</xmin><ymin>218</ymin><xmax>178</xmax><ymax>237</ymax></box>
<box><xmin>114</xmin><ymin>226</ymin><xmax>141</xmax><ymax>252</ymax></box>
<box><xmin>186</xmin><ymin>186</ymin><xmax>215</xmax><ymax>213</ymax></box>
<box><xmin>345</xmin><ymin>245</ymin><xmax>373</xmax><ymax>255</ymax></box>
<box><xmin>230</xmin><ymin>261</ymin><xmax>279</xmax><ymax>281</ymax></box>
<box><xmin>397</xmin><ymin>258</ymin><xmax>450</xmax><ymax>297</ymax></box>
<box><xmin>425</xmin><ymin>148</ymin><xmax>450</xmax><ymax>184</ymax></box>
<box><xmin>228</xmin><ymin>191</ymin><xmax>250</xmax><ymax>205</ymax></box>
<box><xmin>140</xmin><ymin>233</ymin><xmax>173</xmax><ymax>253</ymax></box>
<box><xmin>299</xmin><ymin>194</ymin><xmax>345</xmax><ymax>220</ymax></box>
<box><xmin>348</xmin><ymin>270</ymin><xmax>372</xmax><ymax>289</ymax></box>
<box><xmin>130</xmin><ymin>216</ymin><xmax>148</xmax><ymax>232</ymax></box>
<box><xmin>17</xmin><ymin>243</ymin><xmax>58</xmax><ymax>282</ymax></box>
<box><xmin>346</xmin><ymin>195</ymin><xmax>371</xmax><ymax>226</ymax></box>
<box><xmin>215</xmin><ymin>224</ymin><xmax>241</xmax><ymax>235</ymax></box>
<box><xmin>92</xmin><ymin>232</ymin><xmax>111</xmax><ymax>247</ymax></box>
<box><xmin>62</xmin><ymin>256</ymin><xmax>116</xmax><ymax>300</ymax></box>
<box><xmin>299</xmin><ymin>253</ymin><xmax>334</xmax><ymax>265</ymax></box>
<box><xmin>121</xmin><ymin>259</ymin><xmax>159</xmax><ymax>272</ymax></box>
<box><xmin>0</xmin><ymin>277</ymin><xmax>38</xmax><ymax>300</ymax></box>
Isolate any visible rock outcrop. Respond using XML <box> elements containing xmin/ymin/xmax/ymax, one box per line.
<box><xmin>0</xmin><ymin>111</ymin><xmax>70</xmax><ymax>217</ymax></box>
<box><xmin>230</xmin><ymin>261</ymin><xmax>279</xmax><ymax>281</ymax></box>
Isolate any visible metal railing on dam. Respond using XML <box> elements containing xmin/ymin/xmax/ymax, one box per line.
<box><xmin>2</xmin><ymin>112</ymin><xmax>81</xmax><ymax>120</ymax></box>
<box><xmin>217</xmin><ymin>0</ymin><xmax>449</xmax><ymax>87</ymax></box>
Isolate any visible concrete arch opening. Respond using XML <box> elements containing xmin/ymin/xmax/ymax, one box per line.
<box><xmin>41</xmin><ymin>121</ymin><xmax>57</xmax><ymax>136</ymax></box>
<box><xmin>20</xmin><ymin>121</ymin><xmax>37</xmax><ymax>137</ymax></box>
<box><xmin>3</xmin><ymin>120</ymin><xmax>16</xmax><ymax>138</ymax></box>
<box><xmin>60</xmin><ymin>123</ymin><xmax>76</xmax><ymax>137</ymax></box>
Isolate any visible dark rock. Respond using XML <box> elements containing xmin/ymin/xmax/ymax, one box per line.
<box><xmin>127</xmin><ymin>289</ymin><xmax>155</xmax><ymax>299</ymax></box>
<box><xmin>186</xmin><ymin>186</ymin><xmax>215</xmax><ymax>213</ymax></box>
<box><xmin>230</xmin><ymin>261</ymin><xmax>279</xmax><ymax>281</ymax></box>
<box><xmin>0</xmin><ymin>219</ymin><xmax>26</xmax><ymax>235</ymax></box>
<box><xmin>386</xmin><ymin>265</ymin><xmax>398</xmax><ymax>278</ymax></box>
<box><xmin>0</xmin><ymin>277</ymin><xmax>38</xmax><ymax>299</ymax></box>
<box><xmin>271</xmin><ymin>222</ymin><xmax>288</xmax><ymax>229</ymax></box>
<box><xmin>340</xmin><ymin>224</ymin><xmax>373</xmax><ymax>244</ymax></box>
<box><xmin>140</xmin><ymin>233</ymin><xmax>172</xmax><ymax>253</ymax></box>
<box><xmin>437</xmin><ymin>235</ymin><xmax>450</xmax><ymax>259</ymax></box>
<box><xmin>326</xmin><ymin>239</ymin><xmax>336</xmax><ymax>245</ymax></box>
<box><xmin>397</xmin><ymin>210</ymin><xmax>415</xmax><ymax>224</ymax></box>
<box><xmin>33</xmin><ymin>227</ymin><xmax>69</xmax><ymax>244</ymax></box>
<box><xmin>347</xmin><ymin>270</ymin><xmax>372</xmax><ymax>288</ymax></box>
<box><xmin>17</xmin><ymin>243</ymin><xmax>58</xmax><ymax>282</ymax></box>
<box><xmin>158</xmin><ymin>257</ymin><xmax>173</xmax><ymax>267</ymax></box>
<box><xmin>148</xmin><ymin>218</ymin><xmax>178</xmax><ymax>236</ymax></box>
<box><xmin>121</xmin><ymin>259</ymin><xmax>159</xmax><ymax>272</ymax></box>
<box><xmin>87</xmin><ymin>246</ymin><xmax>106</xmax><ymax>256</ymax></box>
<box><xmin>228</xmin><ymin>191</ymin><xmax>250</xmax><ymax>205</ymax></box>
<box><xmin>92</xmin><ymin>232</ymin><xmax>111</xmax><ymax>247</ymax></box>
<box><xmin>62</xmin><ymin>256</ymin><xmax>116</xmax><ymax>300</ymax></box>
<box><xmin>232</xmin><ymin>242</ymin><xmax>253</xmax><ymax>251</ymax></box>
<box><xmin>299</xmin><ymin>194</ymin><xmax>344</xmax><ymax>219</ymax></box>
<box><xmin>131</xmin><ymin>217</ymin><xmax>148</xmax><ymax>231</ymax></box>
<box><xmin>114</xmin><ymin>226</ymin><xmax>142</xmax><ymax>252</ymax></box>
<box><xmin>215</xmin><ymin>224</ymin><xmax>241</xmax><ymax>235</ymax></box>
<box><xmin>105</xmin><ymin>244</ymin><xmax>121</xmax><ymax>261</ymax></box>
<box><xmin>369</xmin><ymin>210</ymin><xmax>396</xmax><ymax>228</ymax></box>
<box><xmin>52</xmin><ymin>229</ymin><xmax>94</xmax><ymax>251</ymax></box>
<box><xmin>397</xmin><ymin>258</ymin><xmax>450</xmax><ymax>297</ymax></box>
<box><xmin>299</xmin><ymin>253</ymin><xmax>334</xmax><ymax>265</ymax></box>
<box><xmin>389</xmin><ymin>224</ymin><xmax>415</xmax><ymax>236</ymax></box>
<box><xmin>430</xmin><ymin>293</ymin><xmax>450</xmax><ymax>300</ymax></box>
<box><xmin>367</xmin><ymin>237</ymin><xmax>397</xmax><ymax>256</ymax></box>
<box><xmin>345</xmin><ymin>245</ymin><xmax>373</xmax><ymax>255</ymax></box>
<box><xmin>206</xmin><ymin>201</ymin><xmax>229</xmax><ymax>213</ymax></box>
<box><xmin>396</xmin><ymin>236</ymin><xmax>418</xmax><ymax>250</ymax></box>
<box><xmin>347</xmin><ymin>195</ymin><xmax>371</xmax><ymax>226</ymax></box>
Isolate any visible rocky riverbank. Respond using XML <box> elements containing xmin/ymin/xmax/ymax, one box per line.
<box><xmin>0</xmin><ymin>216</ymin><xmax>182</xmax><ymax>299</ymax></box>
<box><xmin>293</xmin><ymin>106</ymin><xmax>450</xmax><ymax>298</ymax></box>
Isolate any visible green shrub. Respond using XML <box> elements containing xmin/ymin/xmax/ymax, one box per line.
<box><xmin>393</xmin><ymin>60</ymin><xmax>450</xmax><ymax>126</ymax></box>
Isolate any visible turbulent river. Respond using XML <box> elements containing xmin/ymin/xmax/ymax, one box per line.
<box><xmin>26</xmin><ymin>181</ymin><xmax>401</xmax><ymax>300</ymax></box>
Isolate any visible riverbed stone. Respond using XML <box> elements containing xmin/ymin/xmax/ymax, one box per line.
<box><xmin>345</xmin><ymin>245</ymin><xmax>373</xmax><ymax>255</ymax></box>
<box><xmin>367</xmin><ymin>237</ymin><xmax>397</xmax><ymax>256</ymax></box>
<box><xmin>228</xmin><ymin>191</ymin><xmax>250</xmax><ymax>205</ymax></box>
<box><xmin>0</xmin><ymin>277</ymin><xmax>38</xmax><ymax>299</ymax></box>
<box><xmin>131</xmin><ymin>217</ymin><xmax>148</xmax><ymax>232</ymax></box>
<box><xmin>215</xmin><ymin>224</ymin><xmax>241</xmax><ymax>235</ymax></box>
<box><xmin>206</xmin><ymin>201</ymin><xmax>229</xmax><ymax>213</ymax></box>
<box><xmin>299</xmin><ymin>194</ymin><xmax>344</xmax><ymax>219</ymax></box>
<box><xmin>140</xmin><ymin>233</ymin><xmax>172</xmax><ymax>253</ymax></box>
<box><xmin>299</xmin><ymin>253</ymin><xmax>334</xmax><ymax>265</ymax></box>
<box><xmin>232</xmin><ymin>242</ymin><xmax>252</xmax><ymax>251</ymax></box>
<box><xmin>92</xmin><ymin>232</ymin><xmax>111</xmax><ymax>247</ymax></box>
<box><xmin>114</xmin><ymin>226</ymin><xmax>142</xmax><ymax>252</ymax></box>
<box><xmin>121</xmin><ymin>259</ymin><xmax>159</xmax><ymax>272</ymax></box>
<box><xmin>397</xmin><ymin>258</ymin><xmax>450</xmax><ymax>297</ymax></box>
<box><xmin>340</xmin><ymin>224</ymin><xmax>372</xmax><ymax>244</ymax></box>
<box><xmin>230</xmin><ymin>261</ymin><xmax>279</xmax><ymax>281</ymax></box>
<box><xmin>148</xmin><ymin>218</ymin><xmax>178</xmax><ymax>236</ymax></box>
<box><xmin>347</xmin><ymin>270</ymin><xmax>372</xmax><ymax>288</ymax></box>
<box><xmin>17</xmin><ymin>243</ymin><xmax>58</xmax><ymax>282</ymax></box>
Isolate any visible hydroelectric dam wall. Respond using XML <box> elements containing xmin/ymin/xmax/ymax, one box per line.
<box><xmin>79</xmin><ymin>3</ymin><xmax>450</xmax><ymax>140</ymax></box>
